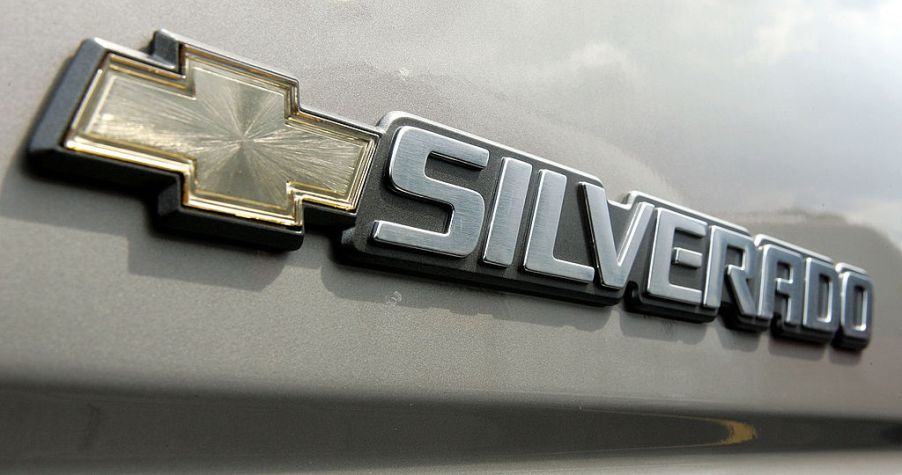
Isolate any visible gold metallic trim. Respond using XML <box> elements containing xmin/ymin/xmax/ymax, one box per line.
<box><xmin>64</xmin><ymin>44</ymin><xmax>377</xmax><ymax>227</ymax></box>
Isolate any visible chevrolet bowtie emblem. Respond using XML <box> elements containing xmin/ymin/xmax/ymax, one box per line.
<box><xmin>67</xmin><ymin>47</ymin><xmax>376</xmax><ymax>226</ymax></box>
<box><xmin>30</xmin><ymin>31</ymin><xmax>875</xmax><ymax>350</ymax></box>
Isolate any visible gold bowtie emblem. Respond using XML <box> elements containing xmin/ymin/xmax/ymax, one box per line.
<box><xmin>64</xmin><ymin>45</ymin><xmax>377</xmax><ymax>227</ymax></box>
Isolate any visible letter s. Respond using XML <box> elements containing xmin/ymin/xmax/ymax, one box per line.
<box><xmin>372</xmin><ymin>126</ymin><xmax>489</xmax><ymax>257</ymax></box>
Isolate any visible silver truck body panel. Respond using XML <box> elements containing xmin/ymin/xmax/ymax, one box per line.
<box><xmin>1</xmin><ymin>1</ymin><xmax>901</xmax><ymax>471</ymax></box>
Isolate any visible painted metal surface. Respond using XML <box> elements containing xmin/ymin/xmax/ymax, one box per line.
<box><xmin>1</xmin><ymin>0</ymin><xmax>901</xmax><ymax>471</ymax></box>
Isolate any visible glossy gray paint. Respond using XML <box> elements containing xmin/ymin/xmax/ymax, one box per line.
<box><xmin>1</xmin><ymin>0</ymin><xmax>902</xmax><ymax>472</ymax></box>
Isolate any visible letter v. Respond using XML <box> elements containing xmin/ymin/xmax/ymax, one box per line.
<box><xmin>581</xmin><ymin>184</ymin><xmax>654</xmax><ymax>289</ymax></box>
